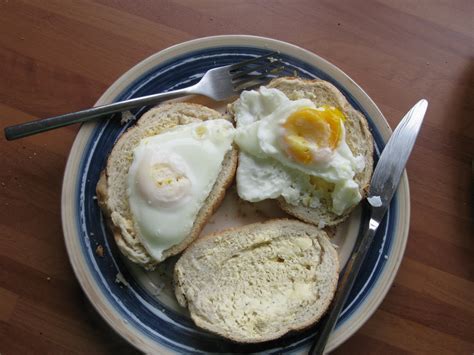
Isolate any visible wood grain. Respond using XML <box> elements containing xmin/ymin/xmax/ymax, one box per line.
<box><xmin>0</xmin><ymin>0</ymin><xmax>473</xmax><ymax>353</ymax></box>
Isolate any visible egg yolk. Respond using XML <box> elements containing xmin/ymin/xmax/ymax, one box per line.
<box><xmin>282</xmin><ymin>106</ymin><xmax>345</xmax><ymax>164</ymax></box>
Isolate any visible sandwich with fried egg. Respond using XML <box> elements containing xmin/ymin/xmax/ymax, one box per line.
<box><xmin>230</xmin><ymin>77</ymin><xmax>374</xmax><ymax>227</ymax></box>
<box><xmin>96</xmin><ymin>103</ymin><xmax>238</xmax><ymax>270</ymax></box>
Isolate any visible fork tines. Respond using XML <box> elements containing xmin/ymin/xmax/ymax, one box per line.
<box><xmin>230</xmin><ymin>51</ymin><xmax>285</xmax><ymax>91</ymax></box>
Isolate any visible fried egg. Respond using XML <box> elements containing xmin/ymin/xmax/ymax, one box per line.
<box><xmin>234</xmin><ymin>87</ymin><xmax>364</xmax><ymax>215</ymax></box>
<box><xmin>127</xmin><ymin>119</ymin><xmax>234</xmax><ymax>260</ymax></box>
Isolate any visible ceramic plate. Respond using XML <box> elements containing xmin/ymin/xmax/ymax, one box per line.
<box><xmin>62</xmin><ymin>35</ymin><xmax>409</xmax><ymax>353</ymax></box>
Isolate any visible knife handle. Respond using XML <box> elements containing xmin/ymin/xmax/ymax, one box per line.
<box><xmin>309</xmin><ymin>215</ymin><xmax>380</xmax><ymax>355</ymax></box>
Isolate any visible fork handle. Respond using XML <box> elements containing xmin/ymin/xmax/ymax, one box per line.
<box><xmin>4</xmin><ymin>87</ymin><xmax>195</xmax><ymax>140</ymax></box>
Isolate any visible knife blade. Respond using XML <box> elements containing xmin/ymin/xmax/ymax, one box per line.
<box><xmin>309</xmin><ymin>99</ymin><xmax>428</xmax><ymax>355</ymax></box>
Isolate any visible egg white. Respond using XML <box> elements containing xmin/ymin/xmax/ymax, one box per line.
<box><xmin>234</xmin><ymin>87</ymin><xmax>365</xmax><ymax>216</ymax></box>
<box><xmin>127</xmin><ymin>119</ymin><xmax>234</xmax><ymax>261</ymax></box>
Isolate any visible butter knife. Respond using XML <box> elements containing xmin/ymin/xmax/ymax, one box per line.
<box><xmin>310</xmin><ymin>99</ymin><xmax>428</xmax><ymax>354</ymax></box>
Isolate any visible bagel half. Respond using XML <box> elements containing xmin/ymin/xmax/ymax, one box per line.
<box><xmin>174</xmin><ymin>219</ymin><xmax>339</xmax><ymax>343</ymax></box>
<box><xmin>96</xmin><ymin>103</ymin><xmax>238</xmax><ymax>270</ymax></box>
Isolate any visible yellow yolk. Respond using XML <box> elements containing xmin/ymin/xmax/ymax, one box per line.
<box><xmin>282</xmin><ymin>106</ymin><xmax>345</xmax><ymax>164</ymax></box>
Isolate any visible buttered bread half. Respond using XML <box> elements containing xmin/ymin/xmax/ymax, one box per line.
<box><xmin>174</xmin><ymin>219</ymin><xmax>339</xmax><ymax>343</ymax></box>
<box><xmin>230</xmin><ymin>77</ymin><xmax>374</xmax><ymax>227</ymax></box>
<box><xmin>96</xmin><ymin>103</ymin><xmax>238</xmax><ymax>270</ymax></box>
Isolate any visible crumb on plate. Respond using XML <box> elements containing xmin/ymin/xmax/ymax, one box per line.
<box><xmin>121</xmin><ymin>111</ymin><xmax>135</xmax><ymax>125</ymax></box>
<box><xmin>96</xmin><ymin>245</ymin><xmax>104</xmax><ymax>257</ymax></box>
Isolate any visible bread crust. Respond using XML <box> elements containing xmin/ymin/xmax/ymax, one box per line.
<box><xmin>174</xmin><ymin>218</ymin><xmax>339</xmax><ymax>343</ymax></box>
<box><xmin>96</xmin><ymin>103</ymin><xmax>238</xmax><ymax>269</ymax></box>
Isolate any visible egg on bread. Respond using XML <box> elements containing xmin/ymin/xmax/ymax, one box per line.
<box><xmin>96</xmin><ymin>103</ymin><xmax>238</xmax><ymax>269</ymax></box>
<box><xmin>230</xmin><ymin>77</ymin><xmax>374</xmax><ymax>227</ymax></box>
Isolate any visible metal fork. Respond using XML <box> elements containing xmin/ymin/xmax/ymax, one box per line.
<box><xmin>4</xmin><ymin>52</ymin><xmax>283</xmax><ymax>140</ymax></box>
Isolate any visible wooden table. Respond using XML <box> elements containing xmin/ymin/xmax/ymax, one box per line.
<box><xmin>1</xmin><ymin>1</ymin><xmax>473</xmax><ymax>353</ymax></box>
